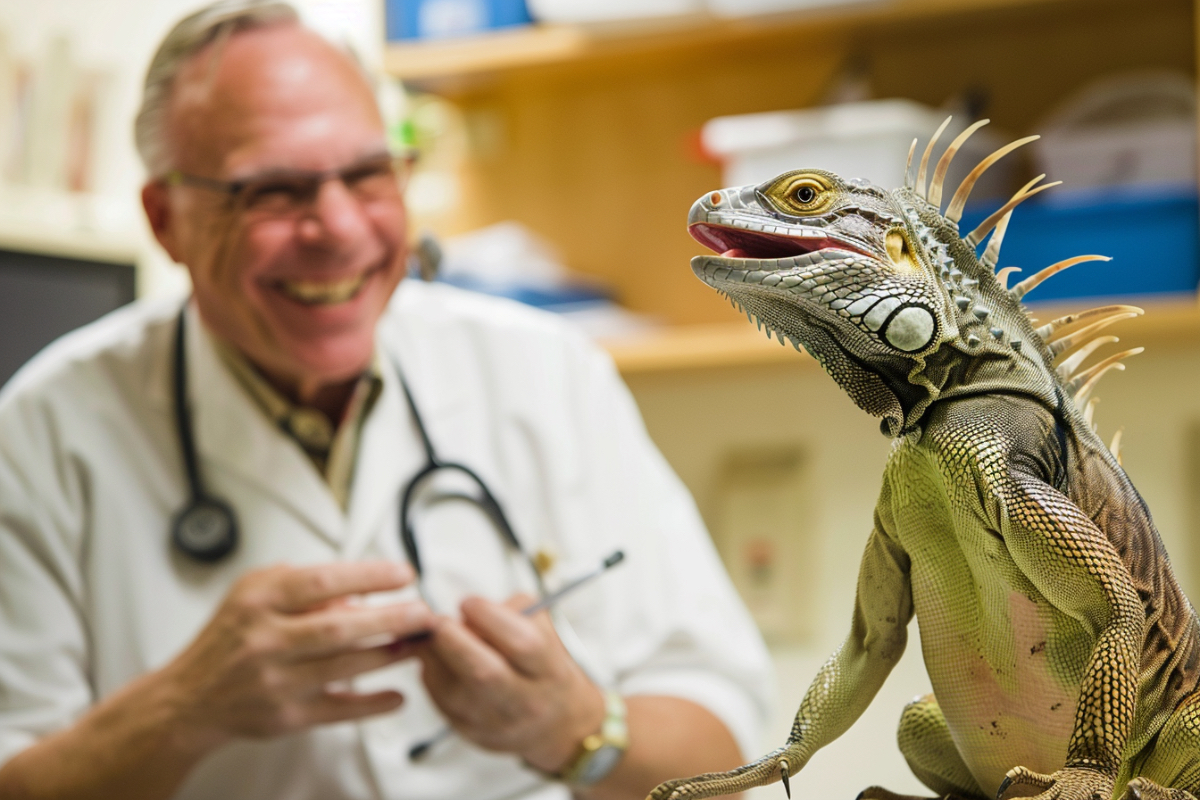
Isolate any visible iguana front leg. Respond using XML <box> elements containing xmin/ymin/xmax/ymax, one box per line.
<box><xmin>648</xmin><ymin>524</ymin><xmax>914</xmax><ymax>800</ymax></box>
<box><xmin>995</xmin><ymin>474</ymin><xmax>1144</xmax><ymax>800</ymax></box>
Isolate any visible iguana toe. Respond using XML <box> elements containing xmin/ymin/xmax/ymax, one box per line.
<box><xmin>1119</xmin><ymin>778</ymin><xmax>1196</xmax><ymax>800</ymax></box>
<box><xmin>644</xmin><ymin>746</ymin><xmax>794</xmax><ymax>800</ymax></box>
<box><xmin>998</xmin><ymin>767</ymin><xmax>1056</xmax><ymax>800</ymax></box>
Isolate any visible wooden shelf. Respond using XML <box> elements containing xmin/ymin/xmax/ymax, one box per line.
<box><xmin>0</xmin><ymin>223</ymin><xmax>140</xmax><ymax>266</ymax></box>
<box><xmin>604</xmin><ymin>321</ymin><xmax>807</xmax><ymax>375</ymax></box>
<box><xmin>604</xmin><ymin>296</ymin><xmax>1200</xmax><ymax>376</ymax></box>
<box><xmin>385</xmin><ymin>0</ymin><xmax>1092</xmax><ymax>85</ymax></box>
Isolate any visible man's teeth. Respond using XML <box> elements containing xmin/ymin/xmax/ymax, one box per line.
<box><xmin>279</xmin><ymin>274</ymin><xmax>367</xmax><ymax>304</ymax></box>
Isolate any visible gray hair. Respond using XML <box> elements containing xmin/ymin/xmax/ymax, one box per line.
<box><xmin>134</xmin><ymin>0</ymin><xmax>300</xmax><ymax>177</ymax></box>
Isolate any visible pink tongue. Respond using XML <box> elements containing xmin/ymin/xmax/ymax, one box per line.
<box><xmin>722</xmin><ymin>248</ymin><xmax>752</xmax><ymax>258</ymax></box>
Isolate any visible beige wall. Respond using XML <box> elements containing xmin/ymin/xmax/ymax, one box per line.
<box><xmin>625</xmin><ymin>334</ymin><xmax>1200</xmax><ymax>798</ymax></box>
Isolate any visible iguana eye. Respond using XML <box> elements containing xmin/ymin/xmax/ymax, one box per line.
<box><xmin>760</xmin><ymin>173</ymin><xmax>833</xmax><ymax>215</ymax></box>
<box><xmin>788</xmin><ymin>179</ymin><xmax>825</xmax><ymax>210</ymax></box>
<box><xmin>758</xmin><ymin>172</ymin><xmax>835</xmax><ymax>215</ymax></box>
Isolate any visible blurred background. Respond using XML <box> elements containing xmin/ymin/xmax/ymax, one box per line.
<box><xmin>2</xmin><ymin>0</ymin><xmax>1200</xmax><ymax>795</ymax></box>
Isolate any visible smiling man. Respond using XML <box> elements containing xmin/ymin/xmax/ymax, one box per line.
<box><xmin>0</xmin><ymin>2</ymin><xmax>772</xmax><ymax>799</ymax></box>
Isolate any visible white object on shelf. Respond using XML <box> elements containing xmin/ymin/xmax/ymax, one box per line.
<box><xmin>701</xmin><ymin>98</ymin><xmax>1013</xmax><ymax>201</ymax></box>
<box><xmin>527</xmin><ymin>0</ymin><xmax>701</xmax><ymax>23</ymax></box>
<box><xmin>440</xmin><ymin>220</ymin><xmax>569</xmax><ymax>287</ymax></box>
<box><xmin>1034</xmin><ymin>71</ymin><xmax>1197</xmax><ymax>190</ymax></box>
<box><xmin>0</xmin><ymin>187</ymin><xmax>140</xmax><ymax>264</ymax></box>
<box><xmin>706</xmin><ymin>0</ymin><xmax>877</xmax><ymax>18</ymax></box>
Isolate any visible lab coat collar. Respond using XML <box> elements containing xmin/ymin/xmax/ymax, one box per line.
<box><xmin>341</xmin><ymin>349</ymin><xmax>418</xmax><ymax>560</ymax></box>
<box><xmin>185</xmin><ymin>304</ymin><xmax>347</xmax><ymax>549</ymax></box>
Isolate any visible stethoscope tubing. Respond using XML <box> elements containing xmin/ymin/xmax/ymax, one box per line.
<box><xmin>171</xmin><ymin>307</ymin><xmax>240</xmax><ymax>562</ymax></box>
<box><xmin>393</xmin><ymin>366</ymin><xmax>547</xmax><ymax>601</ymax></box>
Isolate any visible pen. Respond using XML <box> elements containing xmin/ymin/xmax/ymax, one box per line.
<box><xmin>520</xmin><ymin>549</ymin><xmax>624</xmax><ymax>615</ymax></box>
<box><xmin>406</xmin><ymin>549</ymin><xmax>626</xmax><ymax>761</ymax></box>
<box><xmin>395</xmin><ymin>549</ymin><xmax>625</xmax><ymax>648</ymax></box>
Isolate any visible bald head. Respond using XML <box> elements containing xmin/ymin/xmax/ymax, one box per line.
<box><xmin>166</xmin><ymin>23</ymin><xmax>383</xmax><ymax>178</ymax></box>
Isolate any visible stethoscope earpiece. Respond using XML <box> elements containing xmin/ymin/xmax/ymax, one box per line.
<box><xmin>172</xmin><ymin>496</ymin><xmax>239</xmax><ymax>563</ymax></box>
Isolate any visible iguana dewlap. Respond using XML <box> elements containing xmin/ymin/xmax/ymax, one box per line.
<box><xmin>649</xmin><ymin>121</ymin><xmax>1200</xmax><ymax>800</ymax></box>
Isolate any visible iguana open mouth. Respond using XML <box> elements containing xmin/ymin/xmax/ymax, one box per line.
<box><xmin>689</xmin><ymin>222</ymin><xmax>874</xmax><ymax>261</ymax></box>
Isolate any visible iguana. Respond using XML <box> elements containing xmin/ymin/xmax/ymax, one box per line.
<box><xmin>648</xmin><ymin>119</ymin><xmax>1200</xmax><ymax>800</ymax></box>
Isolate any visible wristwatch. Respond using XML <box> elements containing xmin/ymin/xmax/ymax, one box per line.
<box><xmin>556</xmin><ymin>691</ymin><xmax>629</xmax><ymax>787</ymax></box>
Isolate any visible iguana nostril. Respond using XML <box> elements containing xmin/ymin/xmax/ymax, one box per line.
<box><xmin>710</xmin><ymin>192</ymin><xmax>722</xmax><ymax>205</ymax></box>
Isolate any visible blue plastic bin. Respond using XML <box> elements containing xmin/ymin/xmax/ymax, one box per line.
<box><xmin>957</xmin><ymin>185</ymin><xmax>1199</xmax><ymax>303</ymax></box>
<box><xmin>385</xmin><ymin>0</ymin><xmax>532</xmax><ymax>41</ymax></box>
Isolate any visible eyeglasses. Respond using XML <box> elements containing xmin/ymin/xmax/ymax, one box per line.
<box><xmin>163</xmin><ymin>153</ymin><xmax>413</xmax><ymax>220</ymax></box>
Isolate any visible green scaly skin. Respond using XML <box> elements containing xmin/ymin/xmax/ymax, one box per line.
<box><xmin>648</xmin><ymin>146</ymin><xmax>1200</xmax><ymax>800</ymax></box>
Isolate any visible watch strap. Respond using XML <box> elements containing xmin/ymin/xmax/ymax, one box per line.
<box><xmin>552</xmin><ymin>690</ymin><xmax>629</xmax><ymax>787</ymax></box>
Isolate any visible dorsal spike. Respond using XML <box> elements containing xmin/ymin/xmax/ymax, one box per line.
<box><xmin>1036</xmin><ymin>304</ymin><xmax>1142</xmax><ymax>341</ymax></box>
<box><xmin>965</xmin><ymin>177</ymin><xmax>1060</xmax><ymax>248</ymax></box>
<box><xmin>929</xmin><ymin>119</ymin><xmax>989</xmax><ymax>210</ymax></box>
<box><xmin>1109</xmin><ymin>428</ymin><xmax>1124</xmax><ymax>465</ymax></box>
<box><xmin>1047</xmin><ymin>311</ymin><xmax>1142</xmax><ymax>356</ymax></box>
<box><xmin>946</xmin><ymin>135</ymin><xmax>1040</xmax><ymax>223</ymax></box>
<box><xmin>904</xmin><ymin>138</ymin><xmax>919</xmax><ymax>190</ymax></box>
<box><xmin>1064</xmin><ymin>347</ymin><xmax>1144</xmax><ymax>394</ymax></box>
<box><xmin>1055</xmin><ymin>335</ymin><xmax>1119</xmax><ymax>379</ymax></box>
<box><xmin>916</xmin><ymin>116</ymin><xmax>952</xmax><ymax>200</ymax></box>
<box><xmin>980</xmin><ymin>210</ymin><xmax>1013</xmax><ymax>269</ymax></box>
<box><xmin>1073</xmin><ymin>361</ymin><xmax>1127</xmax><ymax>407</ymax></box>
<box><xmin>995</xmin><ymin>266</ymin><xmax>1022</xmax><ymax>291</ymax></box>
<box><xmin>1012</xmin><ymin>255</ymin><xmax>1111</xmax><ymax>301</ymax></box>
<box><xmin>1083</xmin><ymin>397</ymin><xmax>1099</xmax><ymax>427</ymax></box>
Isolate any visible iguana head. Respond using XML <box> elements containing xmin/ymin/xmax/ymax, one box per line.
<box><xmin>688</xmin><ymin>120</ymin><xmax>1142</xmax><ymax>438</ymax></box>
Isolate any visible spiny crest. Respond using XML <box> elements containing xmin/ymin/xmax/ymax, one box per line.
<box><xmin>910</xmin><ymin>116</ymin><xmax>1143</xmax><ymax>457</ymax></box>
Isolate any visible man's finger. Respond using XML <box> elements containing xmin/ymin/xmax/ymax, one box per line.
<box><xmin>305</xmin><ymin>689</ymin><xmax>406</xmax><ymax>726</ymax></box>
<box><xmin>289</xmin><ymin>642</ymin><xmax>415</xmax><ymax>688</ymax></box>
<box><xmin>279</xmin><ymin>601</ymin><xmax>433</xmax><ymax>659</ymax></box>
<box><xmin>271</xmin><ymin>561</ymin><xmax>415</xmax><ymax>612</ymax></box>
<box><xmin>426</xmin><ymin>617</ymin><xmax>515</xmax><ymax>688</ymax></box>
<box><xmin>460</xmin><ymin>596</ymin><xmax>554</xmax><ymax>677</ymax></box>
<box><xmin>415</xmin><ymin>647</ymin><xmax>475</xmax><ymax>723</ymax></box>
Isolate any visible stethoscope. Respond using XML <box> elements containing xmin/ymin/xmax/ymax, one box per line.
<box><xmin>171</xmin><ymin>305</ymin><xmax>546</xmax><ymax>601</ymax></box>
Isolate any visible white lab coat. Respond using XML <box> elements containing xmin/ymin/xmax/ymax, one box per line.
<box><xmin>0</xmin><ymin>280</ymin><xmax>773</xmax><ymax>800</ymax></box>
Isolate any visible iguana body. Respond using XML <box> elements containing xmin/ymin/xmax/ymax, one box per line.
<box><xmin>649</xmin><ymin>122</ymin><xmax>1200</xmax><ymax>800</ymax></box>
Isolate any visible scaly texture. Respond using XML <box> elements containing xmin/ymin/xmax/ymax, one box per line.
<box><xmin>651</xmin><ymin>120</ymin><xmax>1200</xmax><ymax>800</ymax></box>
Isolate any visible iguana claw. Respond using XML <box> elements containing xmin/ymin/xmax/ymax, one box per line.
<box><xmin>780</xmin><ymin>758</ymin><xmax>791</xmax><ymax>799</ymax></box>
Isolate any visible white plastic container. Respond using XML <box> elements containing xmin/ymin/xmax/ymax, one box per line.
<box><xmin>706</xmin><ymin>0</ymin><xmax>876</xmax><ymax>18</ymax></box>
<box><xmin>527</xmin><ymin>0</ymin><xmax>702</xmax><ymax>23</ymax></box>
<box><xmin>701</xmin><ymin>99</ymin><xmax>1014</xmax><ymax>201</ymax></box>
<box><xmin>1034</xmin><ymin>72</ymin><xmax>1196</xmax><ymax>190</ymax></box>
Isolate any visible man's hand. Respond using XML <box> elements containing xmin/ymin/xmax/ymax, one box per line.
<box><xmin>161</xmin><ymin>561</ymin><xmax>433</xmax><ymax>750</ymax></box>
<box><xmin>416</xmin><ymin>593</ymin><xmax>606</xmax><ymax>773</ymax></box>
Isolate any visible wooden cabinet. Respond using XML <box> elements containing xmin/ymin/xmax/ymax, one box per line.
<box><xmin>385</xmin><ymin>0</ymin><xmax>1199</xmax><ymax>371</ymax></box>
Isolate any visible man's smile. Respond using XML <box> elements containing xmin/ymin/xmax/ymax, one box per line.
<box><xmin>273</xmin><ymin>269</ymin><xmax>377</xmax><ymax>306</ymax></box>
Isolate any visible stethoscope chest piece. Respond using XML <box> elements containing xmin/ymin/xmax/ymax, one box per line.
<box><xmin>173</xmin><ymin>496</ymin><xmax>239</xmax><ymax>563</ymax></box>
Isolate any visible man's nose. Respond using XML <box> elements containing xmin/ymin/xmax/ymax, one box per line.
<box><xmin>297</xmin><ymin>178</ymin><xmax>372</xmax><ymax>244</ymax></box>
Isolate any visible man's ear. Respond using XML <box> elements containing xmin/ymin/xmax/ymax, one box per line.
<box><xmin>142</xmin><ymin>182</ymin><xmax>184</xmax><ymax>263</ymax></box>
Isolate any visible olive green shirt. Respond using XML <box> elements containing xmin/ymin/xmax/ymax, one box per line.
<box><xmin>214</xmin><ymin>342</ymin><xmax>382</xmax><ymax>509</ymax></box>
